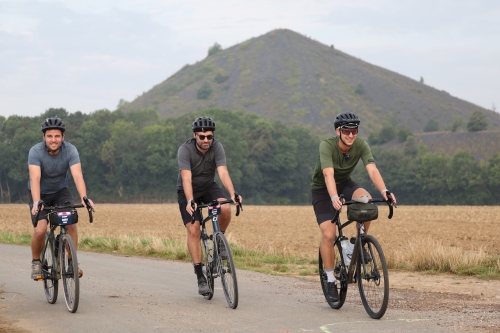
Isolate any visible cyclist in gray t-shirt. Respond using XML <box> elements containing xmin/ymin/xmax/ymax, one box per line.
<box><xmin>28</xmin><ymin>117</ymin><xmax>95</xmax><ymax>280</ymax></box>
<box><xmin>177</xmin><ymin>116</ymin><xmax>242</xmax><ymax>296</ymax></box>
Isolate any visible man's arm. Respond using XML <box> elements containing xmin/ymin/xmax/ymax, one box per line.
<box><xmin>365</xmin><ymin>163</ymin><xmax>396</xmax><ymax>203</ymax></box>
<box><xmin>29</xmin><ymin>165</ymin><xmax>42</xmax><ymax>215</ymax></box>
<box><xmin>70</xmin><ymin>163</ymin><xmax>94</xmax><ymax>209</ymax></box>
<box><xmin>322</xmin><ymin>167</ymin><xmax>341</xmax><ymax>210</ymax></box>
<box><xmin>180</xmin><ymin>169</ymin><xmax>196</xmax><ymax>215</ymax></box>
<box><xmin>217</xmin><ymin>166</ymin><xmax>241</xmax><ymax>204</ymax></box>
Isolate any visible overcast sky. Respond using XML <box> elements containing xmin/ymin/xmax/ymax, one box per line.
<box><xmin>1</xmin><ymin>0</ymin><xmax>498</xmax><ymax>118</ymax></box>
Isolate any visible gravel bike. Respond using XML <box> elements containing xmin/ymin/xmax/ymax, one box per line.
<box><xmin>34</xmin><ymin>197</ymin><xmax>94</xmax><ymax>313</ymax></box>
<box><xmin>318</xmin><ymin>192</ymin><xmax>396</xmax><ymax>319</ymax></box>
<box><xmin>192</xmin><ymin>194</ymin><xmax>243</xmax><ymax>309</ymax></box>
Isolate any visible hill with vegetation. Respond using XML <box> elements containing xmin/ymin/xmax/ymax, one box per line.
<box><xmin>381</xmin><ymin>130</ymin><xmax>500</xmax><ymax>161</ymax></box>
<box><xmin>120</xmin><ymin>29</ymin><xmax>500</xmax><ymax>137</ymax></box>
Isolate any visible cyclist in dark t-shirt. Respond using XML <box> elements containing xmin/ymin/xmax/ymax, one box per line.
<box><xmin>310</xmin><ymin>112</ymin><xmax>397</xmax><ymax>303</ymax></box>
<box><xmin>177</xmin><ymin>116</ymin><xmax>242</xmax><ymax>295</ymax></box>
<box><xmin>28</xmin><ymin>117</ymin><xmax>95</xmax><ymax>280</ymax></box>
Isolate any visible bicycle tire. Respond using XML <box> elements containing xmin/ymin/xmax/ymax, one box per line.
<box><xmin>60</xmin><ymin>234</ymin><xmax>80</xmax><ymax>313</ymax></box>
<box><xmin>215</xmin><ymin>233</ymin><xmax>238</xmax><ymax>309</ymax></box>
<box><xmin>318</xmin><ymin>240</ymin><xmax>348</xmax><ymax>309</ymax></box>
<box><xmin>201</xmin><ymin>233</ymin><xmax>214</xmax><ymax>300</ymax></box>
<box><xmin>42</xmin><ymin>232</ymin><xmax>58</xmax><ymax>304</ymax></box>
<box><xmin>357</xmin><ymin>234</ymin><xmax>389</xmax><ymax>319</ymax></box>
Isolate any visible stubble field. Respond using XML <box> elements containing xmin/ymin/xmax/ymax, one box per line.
<box><xmin>1</xmin><ymin>203</ymin><xmax>500</xmax><ymax>260</ymax></box>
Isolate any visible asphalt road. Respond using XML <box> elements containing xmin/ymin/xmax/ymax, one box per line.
<box><xmin>0</xmin><ymin>243</ymin><xmax>466</xmax><ymax>332</ymax></box>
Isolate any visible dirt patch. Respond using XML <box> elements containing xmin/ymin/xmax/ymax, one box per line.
<box><xmin>0</xmin><ymin>290</ymin><xmax>30</xmax><ymax>333</ymax></box>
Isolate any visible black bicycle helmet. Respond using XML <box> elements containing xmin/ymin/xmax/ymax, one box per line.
<box><xmin>41</xmin><ymin>117</ymin><xmax>66</xmax><ymax>133</ymax></box>
<box><xmin>192</xmin><ymin>116</ymin><xmax>216</xmax><ymax>132</ymax></box>
<box><xmin>334</xmin><ymin>112</ymin><xmax>360</xmax><ymax>129</ymax></box>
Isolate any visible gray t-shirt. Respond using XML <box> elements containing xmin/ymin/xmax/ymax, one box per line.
<box><xmin>176</xmin><ymin>138</ymin><xmax>227</xmax><ymax>192</ymax></box>
<box><xmin>27</xmin><ymin>141</ymin><xmax>81</xmax><ymax>194</ymax></box>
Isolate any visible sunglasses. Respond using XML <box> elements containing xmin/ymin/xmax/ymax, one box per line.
<box><xmin>340</xmin><ymin>127</ymin><xmax>358</xmax><ymax>136</ymax></box>
<box><xmin>197</xmin><ymin>134</ymin><xmax>214</xmax><ymax>140</ymax></box>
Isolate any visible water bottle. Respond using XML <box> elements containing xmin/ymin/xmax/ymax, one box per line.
<box><xmin>340</xmin><ymin>237</ymin><xmax>351</xmax><ymax>266</ymax></box>
<box><xmin>347</xmin><ymin>237</ymin><xmax>355</xmax><ymax>263</ymax></box>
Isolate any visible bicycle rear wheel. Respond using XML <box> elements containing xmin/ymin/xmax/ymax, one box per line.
<box><xmin>357</xmin><ymin>235</ymin><xmax>389</xmax><ymax>319</ymax></box>
<box><xmin>42</xmin><ymin>232</ymin><xmax>58</xmax><ymax>304</ymax></box>
<box><xmin>318</xmin><ymin>240</ymin><xmax>347</xmax><ymax>309</ymax></box>
<box><xmin>215</xmin><ymin>233</ymin><xmax>238</xmax><ymax>309</ymax></box>
<box><xmin>201</xmin><ymin>232</ymin><xmax>214</xmax><ymax>300</ymax></box>
<box><xmin>60</xmin><ymin>234</ymin><xmax>80</xmax><ymax>313</ymax></box>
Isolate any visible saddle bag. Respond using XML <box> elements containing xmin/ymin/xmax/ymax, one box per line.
<box><xmin>347</xmin><ymin>203</ymin><xmax>378</xmax><ymax>222</ymax></box>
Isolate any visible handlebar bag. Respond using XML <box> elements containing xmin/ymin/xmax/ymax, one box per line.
<box><xmin>347</xmin><ymin>203</ymin><xmax>378</xmax><ymax>222</ymax></box>
<box><xmin>48</xmin><ymin>209</ymin><xmax>79</xmax><ymax>227</ymax></box>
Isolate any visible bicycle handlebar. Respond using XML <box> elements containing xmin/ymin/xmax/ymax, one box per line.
<box><xmin>190</xmin><ymin>192</ymin><xmax>243</xmax><ymax>224</ymax></box>
<box><xmin>332</xmin><ymin>191</ymin><xmax>397</xmax><ymax>222</ymax></box>
<box><xmin>34</xmin><ymin>196</ymin><xmax>94</xmax><ymax>227</ymax></box>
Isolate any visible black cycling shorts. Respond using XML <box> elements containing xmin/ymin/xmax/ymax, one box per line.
<box><xmin>311</xmin><ymin>179</ymin><xmax>361</xmax><ymax>225</ymax></box>
<box><xmin>177</xmin><ymin>182</ymin><xmax>226</xmax><ymax>225</ymax></box>
<box><xmin>29</xmin><ymin>188</ymin><xmax>73</xmax><ymax>227</ymax></box>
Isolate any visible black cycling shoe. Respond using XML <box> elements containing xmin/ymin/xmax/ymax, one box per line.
<box><xmin>197</xmin><ymin>276</ymin><xmax>210</xmax><ymax>295</ymax></box>
<box><xmin>326</xmin><ymin>281</ymin><xmax>339</xmax><ymax>302</ymax></box>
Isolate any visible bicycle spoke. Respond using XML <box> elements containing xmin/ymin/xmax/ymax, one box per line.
<box><xmin>60</xmin><ymin>234</ymin><xmax>80</xmax><ymax>313</ymax></box>
<box><xmin>357</xmin><ymin>235</ymin><xmax>389</xmax><ymax>319</ymax></box>
<box><xmin>42</xmin><ymin>232</ymin><xmax>58</xmax><ymax>304</ymax></box>
<box><xmin>215</xmin><ymin>233</ymin><xmax>238</xmax><ymax>309</ymax></box>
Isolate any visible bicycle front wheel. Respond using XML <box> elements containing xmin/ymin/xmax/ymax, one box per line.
<box><xmin>318</xmin><ymin>240</ymin><xmax>348</xmax><ymax>309</ymax></box>
<box><xmin>60</xmin><ymin>234</ymin><xmax>80</xmax><ymax>313</ymax></box>
<box><xmin>215</xmin><ymin>233</ymin><xmax>238</xmax><ymax>309</ymax></box>
<box><xmin>42</xmin><ymin>232</ymin><xmax>58</xmax><ymax>304</ymax></box>
<box><xmin>357</xmin><ymin>235</ymin><xmax>389</xmax><ymax>319</ymax></box>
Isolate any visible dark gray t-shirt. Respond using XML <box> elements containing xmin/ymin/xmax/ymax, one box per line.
<box><xmin>27</xmin><ymin>141</ymin><xmax>80</xmax><ymax>194</ymax></box>
<box><xmin>176</xmin><ymin>138</ymin><xmax>227</xmax><ymax>192</ymax></box>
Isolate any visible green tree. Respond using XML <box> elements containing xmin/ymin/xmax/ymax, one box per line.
<box><xmin>467</xmin><ymin>111</ymin><xmax>488</xmax><ymax>132</ymax></box>
<box><xmin>397</xmin><ymin>127</ymin><xmax>412</xmax><ymax>142</ymax></box>
<box><xmin>403</xmin><ymin>135</ymin><xmax>418</xmax><ymax>157</ymax></box>
<box><xmin>416</xmin><ymin>153</ymin><xmax>451</xmax><ymax>203</ymax></box>
<box><xmin>450</xmin><ymin>116</ymin><xmax>464</xmax><ymax>132</ymax></box>
<box><xmin>355</xmin><ymin>83</ymin><xmax>365</xmax><ymax>95</ymax></box>
<box><xmin>423</xmin><ymin>119</ymin><xmax>439</xmax><ymax>132</ymax></box>
<box><xmin>377</xmin><ymin>125</ymin><xmax>396</xmax><ymax>144</ymax></box>
<box><xmin>197</xmin><ymin>81</ymin><xmax>213</xmax><ymax>100</ymax></box>
<box><xmin>208</xmin><ymin>43</ymin><xmax>222</xmax><ymax>56</ymax></box>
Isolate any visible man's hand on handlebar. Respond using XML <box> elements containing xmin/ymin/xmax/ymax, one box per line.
<box><xmin>232</xmin><ymin>193</ymin><xmax>242</xmax><ymax>206</ymax></box>
<box><xmin>82</xmin><ymin>196</ymin><xmax>95</xmax><ymax>212</ymax></box>
<box><xmin>332</xmin><ymin>196</ymin><xmax>343</xmax><ymax>211</ymax></box>
<box><xmin>186</xmin><ymin>199</ymin><xmax>197</xmax><ymax>216</ymax></box>
<box><xmin>382</xmin><ymin>191</ymin><xmax>397</xmax><ymax>207</ymax></box>
<box><xmin>31</xmin><ymin>200</ymin><xmax>44</xmax><ymax>216</ymax></box>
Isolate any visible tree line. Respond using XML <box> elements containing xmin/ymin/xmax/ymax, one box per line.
<box><xmin>1</xmin><ymin>108</ymin><xmax>499</xmax><ymax>205</ymax></box>
<box><xmin>0</xmin><ymin>108</ymin><xmax>318</xmax><ymax>204</ymax></box>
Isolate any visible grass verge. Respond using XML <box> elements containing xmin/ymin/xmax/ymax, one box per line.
<box><xmin>1</xmin><ymin>232</ymin><xmax>499</xmax><ymax>280</ymax></box>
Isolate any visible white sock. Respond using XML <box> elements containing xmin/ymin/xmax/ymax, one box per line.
<box><xmin>325</xmin><ymin>269</ymin><xmax>336</xmax><ymax>283</ymax></box>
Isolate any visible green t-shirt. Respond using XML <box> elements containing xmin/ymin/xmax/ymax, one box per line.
<box><xmin>310</xmin><ymin>136</ymin><xmax>375</xmax><ymax>189</ymax></box>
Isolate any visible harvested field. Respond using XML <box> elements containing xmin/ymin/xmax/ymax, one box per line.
<box><xmin>2</xmin><ymin>204</ymin><xmax>500</xmax><ymax>259</ymax></box>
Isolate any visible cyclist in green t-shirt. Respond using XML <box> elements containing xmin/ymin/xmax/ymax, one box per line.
<box><xmin>311</xmin><ymin>112</ymin><xmax>397</xmax><ymax>302</ymax></box>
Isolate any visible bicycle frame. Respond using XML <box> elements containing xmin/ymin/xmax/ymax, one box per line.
<box><xmin>333</xmin><ymin>197</ymin><xmax>393</xmax><ymax>284</ymax></box>
<box><xmin>192</xmin><ymin>195</ymin><xmax>242</xmax><ymax>309</ymax></box>
<box><xmin>199</xmin><ymin>202</ymin><xmax>224</xmax><ymax>277</ymax></box>
<box><xmin>35</xmin><ymin>197</ymin><xmax>94</xmax><ymax>313</ymax></box>
<box><xmin>196</xmin><ymin>198</ymin><xmax>241</xmax><ymax>276</ymax></box>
